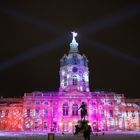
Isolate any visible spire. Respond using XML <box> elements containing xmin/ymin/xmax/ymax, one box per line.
<box><xmin>69</xmin><ymin>32</ymin><xmax>79</xmax><ymax>53</ymax></box>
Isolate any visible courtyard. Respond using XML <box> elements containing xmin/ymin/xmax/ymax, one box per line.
<box><xmin>0</xmin><ymin>131</ymin><xmax>140</xmax><ymax>140</ymax></box>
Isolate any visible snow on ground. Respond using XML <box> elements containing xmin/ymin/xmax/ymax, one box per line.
<box><xmin>0</xmin><ymin>131</ymin><xmax>140</xmax><ymax>140</ymax></box>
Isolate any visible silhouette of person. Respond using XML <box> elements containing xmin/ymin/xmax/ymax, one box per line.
<box><xmin>74</xmin><ymin>125</ymin><xmax>80</xmax><ymax>135</ymax></box>
<box><xmin>83</xmin><ymin>125</ymin><xmax>92</xmax><ymax>140</ymax></box>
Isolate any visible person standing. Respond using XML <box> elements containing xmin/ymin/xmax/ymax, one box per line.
<box><xmin>83</xmin><ymin>125</ymin><xmax>91</xmax><ymax>140</ymax></box>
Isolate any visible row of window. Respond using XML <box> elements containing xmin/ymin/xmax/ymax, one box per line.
<box><xmin>64</xmin><ymin>76</ymin><xmax>86</xmax><ymax>86</ymax></box>
<box><xmin>26</xmin><ymin>100</ymin><xmax>119</xmax><ymax>106</ymax></box>
<box><xmin>60</xmin><ymin>57</ymin><xmax>88</xmax><ymax>67</ymax></box>
<box><xmin>25</xmin><ymin>109</ymin><xmax>139</xmax><ymax>118</ymax></box>
<box><xmin>0</xmin><ymin>110</ymin><xmax>21</xmax><ymax>117</ymax></box>
<box><xmin>63</xmin><ymin>103</ymin><xmax>78</xmax><ymax>116</ymax></box>
<box><xmin>92</xmin><ymin>110</ymin><xmax>113</xmax><ymax>117</ymax></box>
<box><xmin>26</xmin><ymin>109</ymin><xmax>48</xmax><ymax>117</ymax></box>
<box><xmin>25</xmin><ymin>122</ymin><xmax>48</xmax><ymax>129</ymax></box>
<box><xmin>92</xmin><ymin>101</ymin><xmax>114</xmax><ymax>105</ymax></box>
<box><xmin>0</xmin><ymin>109</ymin><xmax>138</xmax><ymax>118</ymax></box>
<box><xmin>26</xmin><ymin>101</ymin><xmax>49</xmax><ymax>105</ymax></box>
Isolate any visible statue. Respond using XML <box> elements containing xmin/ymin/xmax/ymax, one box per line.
<box><xmin>72</xmin><ymin>32</ymin><xmax>77</xmax><ymax>39</ymax></box>
<box><xmin>70</xmin><ymin>32</ymin><xmax>78</xmax><ymax>51</ymax></box>
<box><xmin>79</xmin><ymin>102</ymin><xmax>87</xmax><ymax>120</ymax></box>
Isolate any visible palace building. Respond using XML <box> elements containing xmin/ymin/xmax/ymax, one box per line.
<box><xmin>0</xmin><ymin>33</ymin><xmax>140</xmax><ymax>133</ymax></box>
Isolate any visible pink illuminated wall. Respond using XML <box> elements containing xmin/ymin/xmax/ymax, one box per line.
<box><xmin>0</xmin><ymin>98</ymin><xmax>23</xmax><ymax>131</ymax></box>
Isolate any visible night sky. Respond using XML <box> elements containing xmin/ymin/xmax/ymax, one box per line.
<box><xmin>0</xmin><ymin>0</ymin><xmax>140</xmax><ymax>98</ymax></box>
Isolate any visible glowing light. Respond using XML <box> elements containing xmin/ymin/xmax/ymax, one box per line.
<box><xmin>88</xmin><ymin>122</ymin><xmax>91</xmax><ymax>125</ymax></box>
<box><xmin>59</xmin><ymin>122</ymin><xmax>62</xmax><ymax>126</ymax></box>
<box><xmin>72</xmin><ymin>32</ymin><xmax>77</xmax><ymax>38</ymax></box>
<box><xmin>67</xmin><ymin>74</ymin><xmax>70</xmax><ymax>78</ymax></box>
<box><xmin>69</xmin><ymin>122</ymin><xmax>72</xmax><ymax>126</ymax></box>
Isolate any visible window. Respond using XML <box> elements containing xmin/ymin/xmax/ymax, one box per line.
<box><xmin>63</xmin><ymin>122</ymin><xmax>69</xmax><ymax>132</ymax></box>
<box><xmin>53</xmin><ymin>107</ymin><xmax>57</xmax><ymax>118</ymax></box>
<box><xmin>109</xmin><ymin>110</ymin><xmax>113</xmax><ymax>117</ymax></box>
<box><xmin>44</xmin><ymin>102</ymin><xmax>48</xmax><ymax>105</ymax></box>
<box><xmin>117</xmin><ymin>98</ymin><xmax>121</xmax><ymax>104</ymax></box>
<box><xmin>64</xmin><ymin>76</ymin><xmax>67</xmax><ymax>86</ymax></box>
<box><xmin>109</xmin><ymin>101</ymin><xmax>113</xmax><ymax>105</ymax></box>
<box><xmin>93</xmin><ymin>110</ymin><xmax>96</xmax><ymax>118</ymax></box>
<box><xmin>27</xmin><ymin>109</ymin><xmax>30</xmax><ymax>117</ymax></box>
<box><xmin>36</xmin><ymin>101</ymin><xmax>40</xmax><ymax>105</ymax></box>
<box><xmin>72</xmin><ymin>103</ymin><xmax>78</xmax><ymax>116</ymax></box>
<box><xmin>44</xmin><ymin>122</ymin><xmax>47</xmax><ymax>129</ymax></box>
<box><xmin>101</xmin><ymin>110</ymin><xmax>105</xmax><ymax>117</ymax></box>
<box><xmin>82</xmin><ymin>78</ymin><xmax>86</xmax><ymax>91</ymax></box>
<box><xmin>126</xmin><ymin>111</ymin><xmax>128</xmax><ymax>117</ymax></box>
<box><xmin>26</xmin><ymin>102</ymin><xmax>31</xmax><ymax>105</ymax></box>
<box><xmin>118</xmin><ymin>109</ymin><xmax>122</xmax><ymax>116</ymax></box>
<box><xmin>34</xmin><ymin>122</ymin><xmax>38</xmax><ymax>129</ymax></box>
<box><xmin>131</xmin><ymin>111</ymin><xmax>135</xmax><ymax>117</ymax></box>
<box><xmin>5</xmin><ymin>110</ymin><xmax>9</xmax><ymax>117</ymax></box>
<box><xmin>92</xmin><ymin>101</ymin><xmax>96</xmax><ymax>105</ymax></box>
<box><xmin>25</xmin><ymin>122</ymin><xmax>30</xmax><ymax>129</ymax></box>
<box><xmin>73</xmin><ymin>76</ymin><xmax>77</xmax><ymax>85</ymax></box>
<box><xmin>35</xmin><ymin>109</ymin><xmax>39</xmax><ymax>117</ymax></box>
<box><xmin>44</xmin><ymin>109</ymin><xmax>48</xmax><ymax>117</ymax></box>
<box><xmin>52</xmin><ymin>122</ymin><xmax>57</xmax><ymax>131</ymax></box>
<box><xmin>0</xmin><ymin>110</ymin><xmax>2</xmax><ymax>117</ymax></box>
<box><xmin>63</xmin><ymin>103</ymin><xmax>68</xmax><ymax>116</ymax></box>
<box><xmin>73</xmin><ymin>55</ymin><xmax>77</xmax><ymax>64</ymax></box>
<box><xmin>82</xmin><ymin>78</ymin><xmax>85</xmax><ymax>85</ymax></box>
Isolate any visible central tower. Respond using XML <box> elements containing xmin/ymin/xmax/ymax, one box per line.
<box><xmin>59</xmin><ymin>32</ymin><xmax>90</xmax><ymax>92</ymax></box>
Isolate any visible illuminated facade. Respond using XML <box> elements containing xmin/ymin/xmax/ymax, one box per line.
<box><xmin>0</xmin><ymin>33</ymin><xmax>140</xmax><ymax>133</ymax></box>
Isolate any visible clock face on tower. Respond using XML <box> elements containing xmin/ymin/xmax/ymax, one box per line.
<box><xmin>72</xmin><ymin>67</ymin><xmax>78</xmax><ymax>73</ymax></box>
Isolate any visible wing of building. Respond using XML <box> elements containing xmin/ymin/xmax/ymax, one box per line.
<box><xmin>0</xmin><ymin>33</ymin><xmax>140</xmax><ymax>133</ymax></box>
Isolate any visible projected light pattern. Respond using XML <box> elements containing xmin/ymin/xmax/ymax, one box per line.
<box><xmin>0</xmin><ymin>2</ymin><xmax>140</xmax><ymax>70</ymax></box>
<box><xmin>0</xmin><ymin>93</ymin><xmax>139</xmax><ymax>132</ymax></box>
<box><xmin>0</xmin><ymin>34</ymin><xmax>139</xmax><ymax>133</ymax></box>
<box><xmin>0</xmin><ymin>98</ymin><xmax>23</xmax><ymax>131</ymax></box>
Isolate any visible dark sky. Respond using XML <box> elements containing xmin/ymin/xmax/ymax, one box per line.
<box><xmin>0</xmin><ymin>0</ymin><xmax>140</xmax><ymax>98</ymax></box>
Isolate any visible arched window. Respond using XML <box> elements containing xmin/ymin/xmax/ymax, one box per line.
<box><xmin>93</xmin><ymin>109</ymin><xmax>96</xmax><ymax>118</ymax></box>
<box><xmin>34</xmin><ymin>122</ymin><xmax>38</xmax><ymax>129</ymax></box>
<box><xmin>0</xmin><ymin>110</ymin><xmax>2</xmax><ymax>117</ymax></box>
<box><xmin>5</xmin><ymin>110</ymin><xmax>9</xmax><ymax>117</ymax></box>
<box><xmin>73</xmin><ymin>55</ymin><xmax>77</xmax><ymax>64</ymax></box>
<box><xmin>64</xmin><ymin>76</ymin><xmax>67</xmax><ymax>86</ymax></box>
<box><xmin>35</xmin><ymin>109</ymin><xmax>39</xmax><ymax>117</ymax></box>
<box><xmin>53</xmin><ymin>107</ymin><xmax>57</xmax><ymax>118</ymax></box>
<box><xmin>63</xmin><ymin>103</ymin><xmax>68</xmax><ymax>116</ymax></box>
<box><xmin>73</xmin><ymin>76</ymin><xmax>77</xmax><ymax>85</ymax></box>
<box><xmin>44</xmin><ymin>109</ymin><xmax>48</xmax><ymax>117</ymax></box>
<box><xmin>44</xmin><ymin>122</ymin><xmax>47</xmax><ymax>129</ymax></box>
<box><xmin>27</xmin><ymin>109</ymin><xmax>30</xmax><ymax>117</ymax></box>
<box><xmin>118</xmin><ymin>109</ymin><xmax>122</xmax><ymax>116</ymax></box>
<box><xmin>101</xmin><ymin>110</ymin><xmax>105</xmax><ymax>117</ymax></box>
<box><xmin>82</xmin><ymin>78</ymin><xmax>86</xmax><ymax>91</ymax></box>
<box><xmin>109</xmin><ymin>110</ymin><xmax>113</xmax><ymax>117</ymax></box>
<box><xmin>72</xmin><ymin>103</ymin><xmax>78</xmax><ymax>116</ymax></box>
